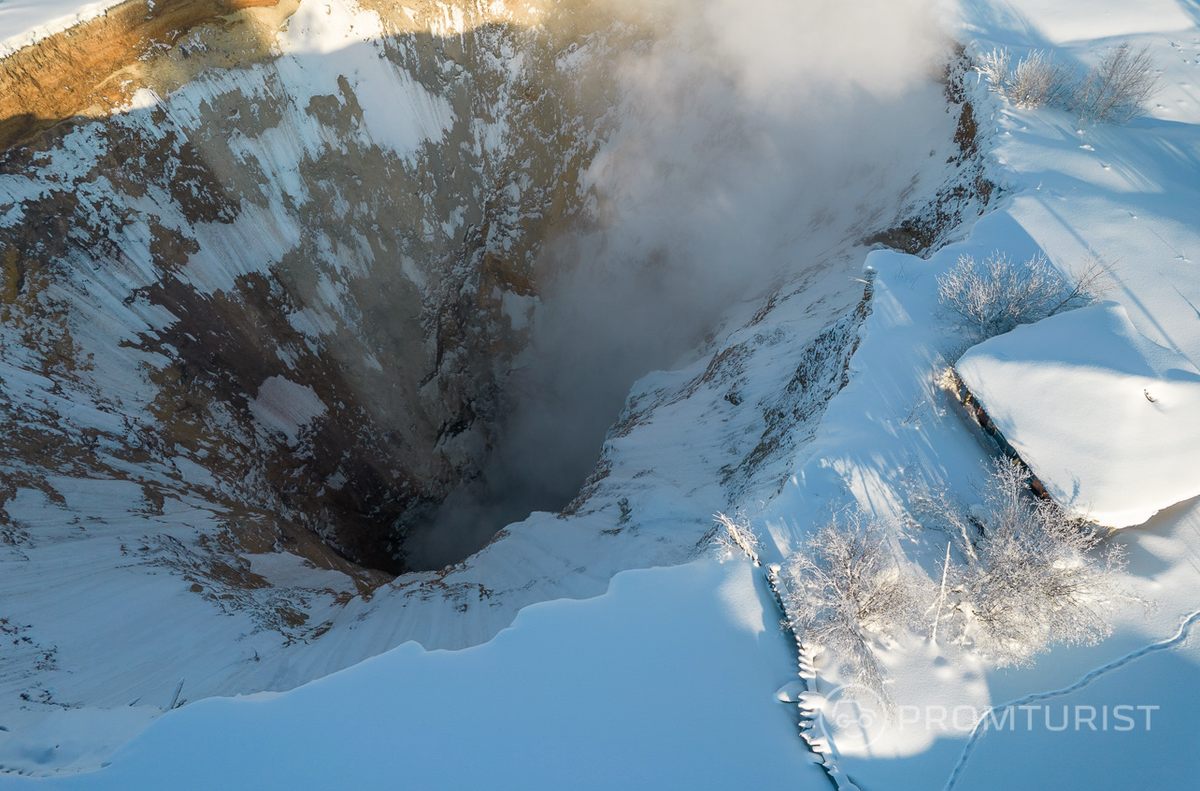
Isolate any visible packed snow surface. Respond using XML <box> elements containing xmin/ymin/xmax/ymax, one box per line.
<box><xmin>969</xmin><ymin>0</ymin><xmax>1195</xmax><ymax>43</ymax></box>
<box><xmin>957</xmin><ymin>302</ymin><xmax>1200</xmax><ymax>527</ymax></box>
<box><xmin>0</xmin><ymin>561</ymin><xmax>830</xmax><ymax>790</ymax></box>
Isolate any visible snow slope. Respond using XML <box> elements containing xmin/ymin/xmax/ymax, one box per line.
<box><xmin>747</xmin><ymin>1</ymin><xmax>1200</xmax><ymax>788</ymax></box>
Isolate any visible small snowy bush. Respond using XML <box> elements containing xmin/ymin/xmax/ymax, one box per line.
<box><xmin>976</xmin><ymin>42</ymin><xmax>1157</xmax><ymax>123</ymax></box>
<box><xmin>978</xmin><ymin>48</ymin><xmax>1075</xmax><ymax>109</ymax></box>
<box><xmin>1007</xmin><ymin>50</ymin><xmax>1075</xmax><ymax>109</ymax></box>
<box><xmin>1071</xmin><ymin>42</ymin><xmax>1159</xmax><ymax>124</ymax></box>
<box><xmin>976</xmin><ymin>48</ymin><xmax>1011</xmax><ymax>95</ymax></box>
<box><xmin>913</xmin><ymin>462</ymin><xmax>1134</xmax><ymax>668</ymax></box>
<box><xmin>936</xmin><ymin>250</ymin><xmax>1106</xmax><ymax>345</ymax></box>
<box><xmin>781</xmin><ymin>513</ymin><xmax>929</xmax><ymax>704</ymax></box>
<box><xmin>712</xmin><ymin>511</ymin><xmax>761</xmax><ymax>564</ymax></box>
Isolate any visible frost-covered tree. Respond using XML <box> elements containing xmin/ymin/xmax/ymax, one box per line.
<box><xmin>978</xmin><ymin>48</ymin><xmax>1074</xmax><ymax>109</ymax></box>
<box><xmin>1071</xmin><ymin>42</ymin><xmax>1159</xmax><ymax>124</ymax></box>
<box><xmin>1008</xmin><ymin>50</ymin><xmax>1076</xmax><ymax>109</ymax></box>
<box><xmin>712</xmin><ymin>511</ymin><xmax>761</xmax><ymax>565</ymax></box>
<box><xmin>781</xmin><ymin>513</ymin><xmax>929</xmax><ymax>704</ymax></box>
<box><xmin>914</xmin><ymin>462</ymin><xmax>1133</xmax><ymax>667</ymax></box>
<box><xmin>936</xmin><ymin>250</ymin><xmax>1107</xmax><ymax>345</ymax></box>
<box><xmin>976</xmin><ymin>48</ymin><xmax>1011</xmax><ymax>94</ymax></box>
<box><xmin>905</xmin><ymin>465</ymin><xmax>981</xmax><ymax>567</ymax></box>
<box><xmin>976</xmin><ymin>42</ymin><xmax>1157</xmax><ymax>124</ymax></box>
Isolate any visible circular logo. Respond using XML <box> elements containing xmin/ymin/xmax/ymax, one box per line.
<box><xmin>812</xmin><ymin>682</ymin><xmax>890</xmax><ymax>751</ymax></box>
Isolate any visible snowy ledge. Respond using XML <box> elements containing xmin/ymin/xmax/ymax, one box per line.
<box><xmin>955</xmin><ymin>302</ymin><xmax>1200</xmax><ymax>528</ymax></box>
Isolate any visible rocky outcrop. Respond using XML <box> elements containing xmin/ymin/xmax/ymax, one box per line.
<box><xmin>0</xmin><ymin>0</ymin><xmax>641</xmax><ymax>577</ymax></box>
<box><xmin>0</xmin><ymin>0</ymin><xmax>302</xmax><ymax>153</ymax></box>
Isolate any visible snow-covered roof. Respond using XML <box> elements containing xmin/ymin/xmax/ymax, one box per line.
<box><xmin>956</xmin><ymin>302</ymin><xmax>1200</xmax><ymax>528</ymax></box>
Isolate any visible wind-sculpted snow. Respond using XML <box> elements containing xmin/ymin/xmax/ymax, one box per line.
<box><xmin>957</xmin><ymin>302</ymin><xmax>1200</xmax><ymax>528</ymax></box>
<box><xmin>943</xmin><ymin>607</ymin><xmax>1200</xmax><ymax>791</ymax></box>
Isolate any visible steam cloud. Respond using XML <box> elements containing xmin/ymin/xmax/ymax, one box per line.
<box><xmin>403</xmin><ymin>0</ymin><xmax>953</xmax><ymax>569</ymax></box>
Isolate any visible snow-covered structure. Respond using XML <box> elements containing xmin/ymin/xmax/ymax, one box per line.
<box><xmin>955</xmin><ymin>302</ymin><xmax>1200</xmax><ymax>528</ymax></box>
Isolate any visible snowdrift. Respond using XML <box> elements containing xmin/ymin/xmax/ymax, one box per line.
<box><xmin>956</xmin><ymin>302</ymin><xmax>1200</xmax><ymax>527</ymax></box>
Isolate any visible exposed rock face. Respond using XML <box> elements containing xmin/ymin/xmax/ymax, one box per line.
<box><xmin>0</xmin><ymin>0</ymin><xmax>991</xmax><ymax>774</ymax></box>
<box><xmin>0</xmin><ymin>0</ymin><xmax>302</xmax><ymax>152</ymax></box>
<box><xmin>0</xmin><ymin>0</ymin><xmax>641</xmax><ymax>575</ymax></box>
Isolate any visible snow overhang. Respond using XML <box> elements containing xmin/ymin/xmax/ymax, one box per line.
<box><xmin>954</xmin><ymin>301</ymin><xmax>1200</xmax><ymax>528</ymax></box>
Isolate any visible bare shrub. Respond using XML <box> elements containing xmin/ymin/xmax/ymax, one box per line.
<box><xmin>936</xmin><ymin>250</ymin><xmax>1108</xmax><ymax>345</ymax></box>
<box><xmin>1071</xmin><ymin>42</ymin><xmax>1159</xmax><ymax>124</ymax></box>
<box><xmin>781</xmin><ymin>513</ymin><xmax>930</xmax><ymax>704</ymax></box>
<box><xmin>911</xmin><ymin>462</ymin><xmax>1135</xmax><ymax>668</ymax></box>
<box><xmin>1008</xmin><ymin>50</ymin><xmax>1075</xmax><ymax>109</ymax></box>
<box><xmin>781</xmin><ymin>460</ymin><xmax>1136</xmax><ymax>690</ymax></box>
<box><xmin>904</xmin><ymin>469</ymin><xmax>981</xmax><ymax>565</ymax></box>
<box><xmin>712</xmin><ymin>511</ymin><xmax>761</xmax><ymax>564</ymax></box>
<box><xmin>976</xmin><ymin>48</ymin><xmax>1010</xmax><ymax>94</ymax></box>
<box><xmin>977</xmin><ymin>42</ymin><xmax>1157</xmax><ymax>123</ymax></box>
<box><xmin>957</xmin><ymin>463</ymin><xmax>1131</xmax><ymax>666</ymax></box>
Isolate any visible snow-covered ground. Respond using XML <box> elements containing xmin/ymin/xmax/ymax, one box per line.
<box><xmin>0</xmin><ymin>0</ymin><xmax>124</xmax><ymax>58</ymax></box>
<box><xmin>4</xmin><ymin>0</ymin><xmax>1200</xmax><ymax>788</ymax></box>
<box><xmin>1</xmin><ymin>560</ymin><xmax>834</xmax><ymax>790</ymax></box>
<box><xmin>751</xmin><ymin>0</ymin><xmax>1200</xmax><ymax>787</ymax></box>
<box><xmin>957</xmin><ymin>301</ymin><xmax>1200</xmax><ymax>528</ymax></box>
